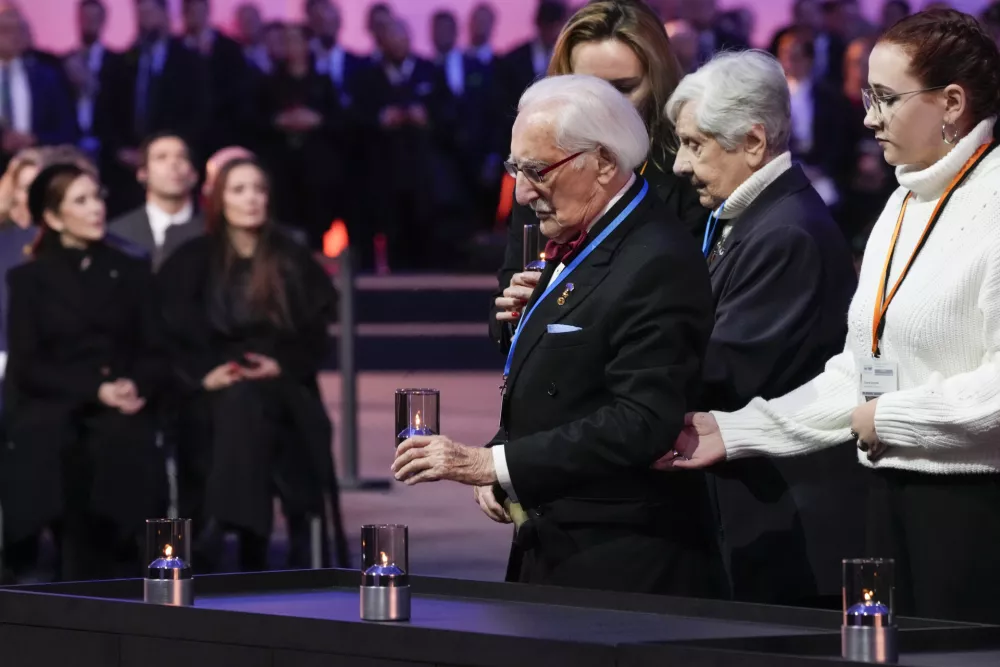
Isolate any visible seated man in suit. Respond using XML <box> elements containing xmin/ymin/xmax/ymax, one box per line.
<box><xmin>393</xmin><ymin>74</ymin><xmax>723</xmax><ymax>596</ymax></box>
<box><xmin>109</xmin><ymin>132</ymin><xmax>201</xmax><ymax>271</ymax></box>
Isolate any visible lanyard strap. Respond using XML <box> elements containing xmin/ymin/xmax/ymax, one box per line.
<box><xmin>871</xmin><ymin>140</ymin><xmax>996</xmax><ymax>357</ymax></box>
<box><xmin>701</xmin><ymin>201</ymin><xmax>726</xmax><ymax>257</ymax></box>
<box><xmin>504</xmin><ymin>180</ymin><xmax>649</xmax><ymax>378</ymax></box>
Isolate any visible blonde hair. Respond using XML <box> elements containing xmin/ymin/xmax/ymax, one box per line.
<box><xmin>548</xmin><ymin>0</ymin><xmax>684</xmax><ymax>159</ymax></box>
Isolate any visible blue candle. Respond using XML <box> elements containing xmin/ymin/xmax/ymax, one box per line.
<box><xmin>847</xmin><ymin>601</ymin><xmax>890</xmax><ymax>615</ymax></box>
<box><xmin>398</xmin><ymin>411</ymin><xmax>435</xmax><ymax>439</ymax></box>
<box><xmin>149</xmin><ymin>545</ymin><xmax>187</xmax><ymax>569</ymax></box>
<box><xmin>525</xmin><ymin>259</ymin><xmax>546</xmax><ymax>271</ymax></box>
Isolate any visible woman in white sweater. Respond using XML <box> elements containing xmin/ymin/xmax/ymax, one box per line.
<box><xmin>659</xmin><ymin>9</ymin><xmax>1000</xmax><ymax>622</ymax></box>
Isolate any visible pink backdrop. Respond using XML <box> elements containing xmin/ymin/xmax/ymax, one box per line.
<box><xmin>22</xmin><ymin>0</ymin><xmax>992</xmax><ymax>56</ymax></box>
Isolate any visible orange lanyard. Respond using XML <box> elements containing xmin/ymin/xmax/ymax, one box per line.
<box><xmin>639</xmin><ymin>160</ymin><xmax>647</xmax><ymax>176</ymax></box>
<box><xmin>871</xmin><ymin>141</ymin><xmax>995</xmax><ymax>357</ymax></box>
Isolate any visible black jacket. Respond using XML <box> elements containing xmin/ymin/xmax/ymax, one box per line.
<box><xmin>0</xmin><ymin>241</ymin><xmax>167</xmax><ymax>540</ymax></box>
<box><xmin>490</xmin><ymin>156</ymin><xmax>706</xmax><ymax>351</ymax></box>
<box><xmin>700</xmin><ymin>164</ymin><xmax>866</xmax><ymax>603</ymax></box>
<box><xmin>492</xmin><ymin>177</ymin><xmax>722</xmax><ymax>594</ymax></box>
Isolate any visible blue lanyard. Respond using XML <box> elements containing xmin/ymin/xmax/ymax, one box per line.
<box><xmin>701</xmin><ymin>201</ymin><xmax>727</xmax><ymax>257</ymax></box>
<box><xmin>503</xmin><ymin>180</ymin><xmax>649</xmax><ymax>379</ymax></box>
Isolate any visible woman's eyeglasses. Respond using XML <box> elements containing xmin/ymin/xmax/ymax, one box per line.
<box><xmin>861</xmin><ymin>86</ymin><xmax>948</xmax><ymax>117</ymax></box>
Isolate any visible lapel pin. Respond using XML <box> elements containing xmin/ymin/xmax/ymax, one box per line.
<box><xmin>557</xmin><ymin>283</ymin><xmax>575</xmax><ymax>306</ymax></box>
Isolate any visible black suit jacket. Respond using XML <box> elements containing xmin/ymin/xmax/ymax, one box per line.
<box><xmin>109</xmin><ymin>205</ymin><xmax>203</xmax><ymax>272</ymax></box>
<box><xmin>497</xmin><ymin>177</ymin><xmax>713</xmax><ymax>512</ymax></box>
<box><xmin>194</xmin><ymin>30</ymin><xmax>253</xmax><ymax>152</ymax></box>
<box><xmin>792</xmin><ymin>81</ymin><xmax>851</xmax><ymax>182</ymax></box>
<box><xmin>489</xmin><ymin>157</ymin><xmax>706</xmax><ymax>351</ymax></box>
<box><xmin>69</xmin><ymin>46</ymin><xmax>126</xmax><ymax>168</ymax></box>
<box><xmin>700</xmin><ymin>164</ymin><xmax>866</xmax><ymax>602</ymax></box>
<box><xmin>111</xmin><ymin>37</ymin><xmax>210</xmax><ymax>156</ymax></box>
<box><xmin>0</xmin><ymin>242</ymin><xmax>167</xmax><ymax>540</ymax></box>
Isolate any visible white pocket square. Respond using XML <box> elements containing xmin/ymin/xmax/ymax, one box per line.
<box><xmin>547</xmin><ymin>324</ymin><xmax>582</xmax><ymax>334</ymax></box>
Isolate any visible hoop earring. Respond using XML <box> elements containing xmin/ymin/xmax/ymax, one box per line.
<box><xmin>942</xmin><ymin>122</ymin><xmax>960</xmax><ymax>145</ymax></box>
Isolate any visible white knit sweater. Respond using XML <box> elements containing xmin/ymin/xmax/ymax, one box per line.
<box><xmin>716</xmin><ymin>116</ymin><xmax>1000</xmax><ymax>474</ymax></box>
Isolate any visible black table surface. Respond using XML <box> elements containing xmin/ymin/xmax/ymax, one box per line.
<box><xmin>2</xmin><ymin>569</ymin><xmax>997</xmax><ymax>667</ymax></box>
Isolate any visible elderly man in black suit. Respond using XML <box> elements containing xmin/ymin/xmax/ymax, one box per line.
<box><xmin>393</xmin><ymin>74</ymin><xmax>722</xmax><ymax>595</ymax></box>
<box><xmin>657</xmin><ymin>50</ymin><xmax>864</xmax><ymax>606</ymax></box>
<box><xmin>109</xmin><ymin>133</ymin><xmax>201</xmax><ymax>271</ymax></box>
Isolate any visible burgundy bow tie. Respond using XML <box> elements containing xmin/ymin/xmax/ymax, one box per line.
<box><xmin>544</xmin><ymin>233</ymin><xmax>587</xmax><ymax>266</ymax></box>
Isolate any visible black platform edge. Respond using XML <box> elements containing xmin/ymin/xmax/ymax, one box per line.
<box><xmin>619</xmin><ymin>643</ymin><xmax>861</xmax><ymax>667</ymax></box>
<box><xmin>3</xmin><ymin>568</ymin><xmax>977</xmax><ymax>631</ymax></box>
<box><xmin>647</xmin><ymin>624</ymin><xmax>1000</xmax><ymax>656</ymax></box>
<box><xmin>0</xmin><ymin>587</ymin><xmax>616</xmax><ymax>667</ymax></box>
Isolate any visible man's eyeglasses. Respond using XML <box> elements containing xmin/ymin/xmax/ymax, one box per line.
<box><xmin>504</xmin><ymin>151</ymin><xmax>585</xmax><ymax>184</ymax></box>
<box><xmin>861</xmin><ymin>86</ymin><xmax>947</xmax><ymax>117</ymax></box>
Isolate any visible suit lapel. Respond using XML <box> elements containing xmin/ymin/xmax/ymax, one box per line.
<box><xmin>505</xmin><ymin>178</ymin><xmax>649</xmax><ymax>386</ymax></box>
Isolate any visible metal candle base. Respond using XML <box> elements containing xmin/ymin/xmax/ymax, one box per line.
<box><xmin>842</xmin><ymin>625</ymin><xmax>898</xmax><ymax>663</ymax></box>
<box><xmin>360</xmin><ymin>585</ymin><xmax>410</xmax><ymax>621</ymax></box>
<box><xmin>143</xmin><ymin>577</ymin><xmax>194</xmax><ymax>606</ymax></box>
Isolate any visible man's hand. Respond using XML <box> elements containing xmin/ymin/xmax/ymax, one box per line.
<box><xmin>494</xmin><ymin>271</ymin><xmax>541</xmax><ymax>323</ymax></box>
<box><xmin>407</xmin><ymin>103</ymin><xmax>428</xmax><ymax>127</ymax></box>
<box><xmin>203</xmin><ymin>362</ymin><xmax>243</xmax><ymax>391</ymax></box>
<box><xmin>652</xmin><ymin>412</ymin><xmax>726</xmax><ymax>470</ymax></box>
<box><xmin>117</xmin><ymin>148</ymin><xmax>142</xmax><ymax>169</ymax></box>
<box><xmin>474</xmin><ymin>485</ymin><xmax>511</xmax><ymax>523</ymax></box>
<box><xmin>392</xmin><ymin>435</ymin><xmax>497</xmax><ymax>486</ymax></box>
<box><xmin>379</xmin><ymin>106</ymin><xmax>406</xmax><ymax>128</ymax></box>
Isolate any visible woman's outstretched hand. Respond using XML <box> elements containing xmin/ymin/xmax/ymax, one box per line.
<box><xmin>652</xmin><ymin>412</ymin><xmax>727</xmax><ymax>471</ymax></box>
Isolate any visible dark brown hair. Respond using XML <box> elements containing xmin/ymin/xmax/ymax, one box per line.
<box><xmin>205</xmin><ymin>158</ymin><xmax>291</xmax><ymax>328</ymax></box>
<box><xmin>877</xmin><ymin>8</ymin><xmax>1000</xmax><ymax>123</ymax></box>
<box><xmin>549</xmin><ymin>0</ymin><xmax>684</xmax><ymax>160</ymax></box>
<box><xmin>28</xmin><ymin>163</ymin><xmax>94</xmax><ymax>257</ymax></box>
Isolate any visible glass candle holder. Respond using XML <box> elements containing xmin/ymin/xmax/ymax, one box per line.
<box><xmin>523</xmin><ymin>223</ymin><xmax>546</xmax><ymax>271</ymax></box>
<box><xmin>360</xmin><ymin>524</ymin><xmax>410</xmax><ymax>621</ymax></box>
<box><xmin>395</xmin><ymin>388</ymin><xmax>439</xmax><ymax>446</ymax></box>
<box><xmin>842</xmin><ymin>558</ymin><xmax>897</xmax><ymax>663</ymax></box>
<box><xmin>144</xmin><ymin>518</ymin><xmax>194</xmax><ymax>606</ymax></box>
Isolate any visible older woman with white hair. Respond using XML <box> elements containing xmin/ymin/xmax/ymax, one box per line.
<box><xmin>659</xmin><ymin>50</ymin><xmax>864</xmax><ymax>607</ymax></box>
<box><xmin>392</xmin><ymin>74</ymin><xmax>724</xmax><ymax>596</ymax></box>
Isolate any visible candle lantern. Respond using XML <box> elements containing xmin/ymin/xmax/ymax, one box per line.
<box><xmin>523</xmin><ymin>223</ymin><xmax>546</xmax><ymax>271</ymax></box>
<box><xmin>144</xmin><ymin>518</ymin><xmax>194</xmax><ymax>606</ymax></box>
<box><xmin>842</xmin><ymin>558</ymin><xmax>897</xmax><ymax>663</ymax></box>
<box><xmin>395</xmin><ymin>389</ymin><xmax>439</xmax><ymax>447</ymax></box>
<box><xmin>360</xmin><ymin>524</ymin><xmax>410</xmax><ymax>621</ymax></box>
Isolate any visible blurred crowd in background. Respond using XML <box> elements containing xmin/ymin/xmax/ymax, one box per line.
<box><xmin>1</xmin><ymin>0</ymin><xmax>998</xmax><ymax>273</ymax></box>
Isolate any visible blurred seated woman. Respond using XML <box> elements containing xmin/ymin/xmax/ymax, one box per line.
<box><xmin>0</xmin><ymin>163</ymin><xmax>166</xmax><ymax>582</ymax></box>
<box><xmin>158</xmin><ymin>158</ymin><xmax>346</xmax><ymax>572</ymax></box>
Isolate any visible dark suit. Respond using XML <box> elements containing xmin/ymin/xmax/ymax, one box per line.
<box><xmin>489</xmin><ymin>156</ymin><xmax>706</xmax><ymax>352</ymax></box>
<box><xmin>110</xmin><ymin>37</ymin><xmax>210</xmax><ymax>165</ymax></box>
<box><xmin>67</xmin><ymin>46</ymin><xmax>126</xmax><ymax>173</ymax></box>
<box><xmin>790</xmin><ymin>81</ymin><xmax>851</xmax><ymax>191</ymax></box>
<box><xmin>496</xmin><ymin>41</ymin><xmax>548</xmax><ymax>162</ymax></box>
<box><xmin>0</xmin><ymin>241</ymin><xmax>166</xmax><ymax>580</ymax></box>
<box><xmin>0</xmin><ymin>58</ymin><xmax>77</xmax><ymax>171</ymax></box>
<box><xmin>352</xmin><ymin>56</ymin><xmax>457</xmax><ymax>270</ymax></box>
<box><xmin>700</xmin><ymin>163</ymin><xmax>866</xmax><ymax>604</ymax></box>
<box><xmin>187</xmin><ymin>30</ymin><xmax>253</xmax><ymax>153</ymax></box>
<box><xmin>109</xmin><ymin>205</ymin><xmax>203</xmax><ymax>271</ymax></box>
<box><xmin>493</xmin><ymin>177</ymin><xmax>723</xmax><ymax>595</ymax></box>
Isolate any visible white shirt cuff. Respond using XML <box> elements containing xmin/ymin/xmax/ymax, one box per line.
<box><xmin>491</xmin><ymin>444</ymin><xmax>518</xmax><ymax>503</ymax></box>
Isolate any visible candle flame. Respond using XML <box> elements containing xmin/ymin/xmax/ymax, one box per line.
<box><xmin>863</xmin><ymin>589</ymin><xmax>873</xmax><ymax>602</ymax></box>
<box><xmin>164</xmin><ymin>544</ymin><xmax>173</xmax><ymax>558</ymax></box>
<box><xmin>414</xmin><ymin>411</ymin><xmax>421</xmax><ymax>429</ymax></box>
<box><xmin>540</xmin><ymin>252</ymin><xmax>546</xmax><ymax>261</ymax></box>
<box><xmin>380</xmin><ymin>551</ymin><xmax>388</xmax><ymax>567</ymax></box>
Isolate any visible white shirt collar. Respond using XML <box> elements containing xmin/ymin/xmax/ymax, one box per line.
<box><xmin>1</xmin><ymin>58</ymin><xmax>31</xmax><ymax>134</ymax></box>
<box><xmin>146</xmin><ymin>200</ymin><xmax>193</xmax><ymax>248</ymax></box>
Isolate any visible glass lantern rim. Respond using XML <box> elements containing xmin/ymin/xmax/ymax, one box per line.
<box><xmin>395</xmin><ymin>388</ymin><xmax>440</xmax><ymax>395</ymax></box>
<box><xmin>361</xmin><ymin>523</ymin><xmax>409</xmax><ymax>530</ymax></box>
<box><xmin>842</xmin><ymin>557</ymin><xmax>895</xmax><ymax>565</ymax></box>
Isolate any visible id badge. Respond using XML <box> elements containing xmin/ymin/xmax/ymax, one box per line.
<box><xmin>860</xmin><ymin>359</ymin><xmax>898</xmax><ymax>402</ymax></box>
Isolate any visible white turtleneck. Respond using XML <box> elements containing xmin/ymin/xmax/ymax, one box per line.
<box><xmin>719</xmin><ymin>151</ymin><xmax>793</xmax><ymax>220</ymax></box>
<box><xmin>715</xmin><ymin>116</ymin><xmax>1000</xmax><ymax>475</ymax></box>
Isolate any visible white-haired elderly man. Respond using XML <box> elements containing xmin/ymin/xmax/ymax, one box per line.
<box><xmin>392</xmin><ymin>74</ymin><xmax>724</xmax><ymax>595</ymax></box>
<box><xmin>656</xmin><ymin>50</ymin><xmax>864</xmax><ymax>606</ymax></box>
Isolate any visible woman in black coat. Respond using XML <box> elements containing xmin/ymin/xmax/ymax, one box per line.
<box><xmin>0</xmin><ymin>163</ymin><xmax>167</xmax><ymax>583</ymax></box>
<box><xmin>158</xmin><ymin>157</ymin><xmax>347</xmax><ymax>572</ymax></box>
<box><xmin>490</xmin><ymin>0</ymin><xmax>706</xmax><ymax>351</ymax></box>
